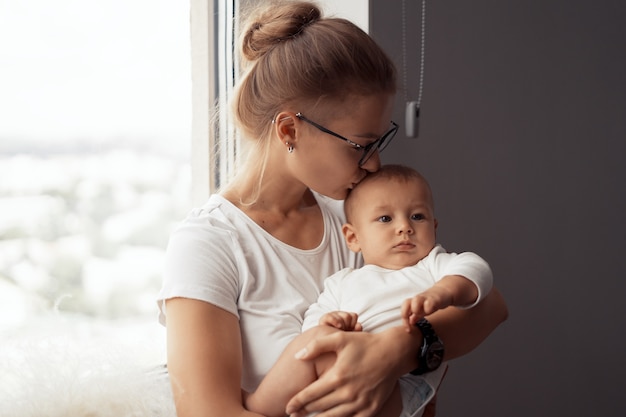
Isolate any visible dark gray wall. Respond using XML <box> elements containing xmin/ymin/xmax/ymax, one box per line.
<box><xmin>370</xmin><ymin>1</ymin><xmax>626</xmax><ymax>416</ymax></box>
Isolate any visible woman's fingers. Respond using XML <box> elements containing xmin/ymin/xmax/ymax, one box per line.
<box><xmin>293</xmin><ymin>329</ymin><xmax>342</xmax><ymax>361</ymax></box>
<box><xmin>287</xmin><ymin>332</ymin><xmax>345</xmax><ymax>415</ymax></box>
<box><xmin>287</xmin><ymin>377</ymin><xmax>376</xmax><ymax>417</ymax></box>
<box><xmin>286</xmin><ymin>331</ymin><xmax>392</xmax><ymax>417</ymax></box>
<box><xmin>286</xmin><ymin>375</ymin><xmax>338</xmax><ymax>416</ymax></box>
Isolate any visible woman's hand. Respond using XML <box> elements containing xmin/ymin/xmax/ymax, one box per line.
<box><xmin>286</xmin><ymin>288</ymin><xmax>508</xmax><ymax>417</ymax></box>
<box><xmin>286</xmin><ymin>326</ymin><xmax>420</xmax><ymax>417</ymax></box>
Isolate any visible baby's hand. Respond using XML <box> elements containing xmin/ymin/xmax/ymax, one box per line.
<box><xmin>401</xmin><ymin>287</ymin><xmax>454</xmax><ymax>332</ymax></box>
<box><xmin>319</xmin><ymin>311</ymin><xmax>362</xmax><ymax>331</ymax></box>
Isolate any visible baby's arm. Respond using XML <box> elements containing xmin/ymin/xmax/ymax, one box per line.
<box><xmin>401</xmin><ymin>275</ymin><xmax>479</xmax><ymax>331</ymax></box>
<box><xmin>402</xmin><ymin>248</ymin><xmax>494</xmax><ymax>332</ymax></box>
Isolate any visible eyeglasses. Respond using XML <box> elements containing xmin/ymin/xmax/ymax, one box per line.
<box><xmin>296</xmin><ymin>113</ymin><xmax>398</xmax><ymax>166</ymax></box>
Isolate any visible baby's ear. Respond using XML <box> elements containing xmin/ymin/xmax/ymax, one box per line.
<box><xmin>342</xmin><ymin>223</ymin><xmax>361</xmax><ymax>253</ymax></box>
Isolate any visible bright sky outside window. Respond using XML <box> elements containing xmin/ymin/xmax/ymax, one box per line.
<box><xmin>0</xmin><ymin>1</ymin><xmax>191</xmax><ymax>335</ymax></box>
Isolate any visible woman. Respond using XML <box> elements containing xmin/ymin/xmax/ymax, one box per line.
<box><xmin>157</xmin><ymin>2</ymin><xmax>508</xmax><ymax>416</ymax></box>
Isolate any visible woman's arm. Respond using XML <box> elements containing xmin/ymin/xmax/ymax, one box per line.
<box><xmin>428</xmin><ymin>286</ymin><xmax>508</xmax><ymax>360</ymax></box>
<box><xmin>165</xmin><ymin>297</ymin><xmax>264</xmax><ymax>417</ymax></box>
<box><xmin>286</xmin><ymin>287</ymin><xmax>508</xmax><ymax>417</ymax></box>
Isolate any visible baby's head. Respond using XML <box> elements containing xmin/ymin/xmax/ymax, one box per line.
<box><xmin>343</xmin><ymin>165</ymin><xmax>438</xmax><ymax>270</ymax></box>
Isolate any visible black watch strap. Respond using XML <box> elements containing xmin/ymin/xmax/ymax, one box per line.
<box><xmin>410</xmin><ymin>317</ymin><xmax>445</xmax><ymax>375</ymax></box>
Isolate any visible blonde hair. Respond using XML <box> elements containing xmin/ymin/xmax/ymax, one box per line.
<box><xmin>227</xmin><ymin>1</ymin><xmax>396</xmax><ymax>203</ymax></box>
<box><xmin>235</xmin><ymin>1</ymin><xmax>396</xmax><ymax>137</ymax></box>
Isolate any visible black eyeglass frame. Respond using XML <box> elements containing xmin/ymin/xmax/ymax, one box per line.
<box><xmin>295</xmin><ymin>112</ymin><xmax>399</xmax><ymax>166</ymax></box>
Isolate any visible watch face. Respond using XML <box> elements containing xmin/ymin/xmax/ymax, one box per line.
<box><xmin>426</xmin><ymin>341</ymin><xmax>445</xmax><ymax>369</ymax></box>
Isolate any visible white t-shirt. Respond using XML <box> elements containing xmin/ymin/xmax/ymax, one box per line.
<box><xmin>157</xmin><ymin>193</ymin><xmax>360</xmax><ymax>392</ymax></box>
<box><xmin>302</xmin><ymin>245</ymin><xmax>493</xmax><ymax>332</ymax></box>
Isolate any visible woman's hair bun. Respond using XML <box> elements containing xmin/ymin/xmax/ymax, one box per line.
<box><xmin>241</xmin><ymin>1</ymin><xmax>321</xmax><ymax>61</ymax></box>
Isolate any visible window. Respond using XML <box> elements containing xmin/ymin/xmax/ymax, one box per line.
<box><xmin>0</xmin><ymin>0</ymin><xmax>369</xmax><ymax>358</ymax></box>
<box><xmin>190</xmin><ymin>0</ymin><xmax>241</xmax><ymax>205</ymax></box>
<box><xmin>0</xmin><ymin>1</ymin><xmax>191</xmax><ymax>355</ymax></box>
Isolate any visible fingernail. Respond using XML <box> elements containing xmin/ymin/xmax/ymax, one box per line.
<box><xmin>294</xmin><ymin>348</ymin><xmax>308</xmax><ymax>359</ymax></box>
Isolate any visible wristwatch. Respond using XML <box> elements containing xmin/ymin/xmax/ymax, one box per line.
<box><xmin>410</xmin><ymin>318</ymin><xmax>445</xmax><ymax>375</ymax></box>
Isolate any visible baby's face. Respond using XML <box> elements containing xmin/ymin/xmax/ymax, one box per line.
<box><xmin>343</xmin><ymin>177</ymin><xmax>437</xmax><ymax>270</ymax></box>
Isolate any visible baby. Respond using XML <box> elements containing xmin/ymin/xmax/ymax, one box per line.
<box><xmin>245</xmin><ymin>165</ymin><xmax>493</xmax><ymax>417</ymax></box>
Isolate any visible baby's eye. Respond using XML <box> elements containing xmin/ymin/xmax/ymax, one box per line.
<box><xmin>411</xmin><ymin>213</ymin><xmax>426</xmax><ymax>221</ymax></box>
<box><xmin>377</xmin><ymin>215</ymin><xmax>392</xmax><ymax>223</ymax></box>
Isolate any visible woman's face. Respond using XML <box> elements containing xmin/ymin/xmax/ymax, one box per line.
<box><xmin>291</xmin><ymin>93</ymin><xmax>395</xmax><ymax>200</ymax></box>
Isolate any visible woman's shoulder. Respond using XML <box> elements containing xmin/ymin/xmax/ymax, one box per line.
<box><xmin>169</xmin><ymin>194</ymin><xmax>232</xmax><ymax>234</ymax></box>
<box><xmin>165</xmin><ymin>195</ymin><xmax>247</xmax><ymax>258</ymax></box>
<box><xmin>178</xmin><ymin>194</ymin><xmax>242</xmax><ymax>232</ymax></box>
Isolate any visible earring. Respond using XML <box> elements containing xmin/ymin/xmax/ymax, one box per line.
<box><xmin>286</xmin><ymin>142</ymin><xmax>294</xmax><ymax>153</ymax></box>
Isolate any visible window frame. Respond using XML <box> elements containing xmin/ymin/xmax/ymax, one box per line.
<box><xmin>190</xmin><ymin>0</ymin><xmax>242</xmax><ymax>206</ymax></box>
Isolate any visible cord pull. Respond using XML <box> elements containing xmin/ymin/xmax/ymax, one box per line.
<box><xmin>405</xmin><ymin>101</ymin><xmax>420</xmax><ymax>138</ymax></box>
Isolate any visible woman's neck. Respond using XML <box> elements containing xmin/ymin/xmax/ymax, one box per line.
<box><xmin>221</xmin><ymin>161</ymin><xmax>324</xmax><ymax>249</ymax></box>
<box><xmin>223</xmin><ymin>175</ymin><xmax>314</xmax><ymax>215</ymax></box>
<box><xmin>222</xmin><ymin>151</ymin><xmax>317</xmax><ymax>213</ymax></box>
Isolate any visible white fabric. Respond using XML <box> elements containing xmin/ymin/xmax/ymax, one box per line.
<box><xmin>156</xmin><ymin>193</ymin><xmax>360</xmax><ymax>392</ymax></box>
<box><xmin>301</xmin><ymin>244</ymin><xmax>493</xmax><ymax>417</ymax></box>
<box><xmin>398</xmin><ymin>366</ymin><xmax>447</xmax><ymax>417</ymax></box>
<box><xmin>302</xmin><ymin>245</ymin><xmax>493</xmax><ymax>332</ymax></box>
